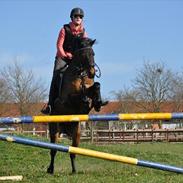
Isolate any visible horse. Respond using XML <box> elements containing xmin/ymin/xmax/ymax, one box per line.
<box><xmin>47</xmin><ymin>37</ymin><xmax>105</xmax><ymax>174</ymax></box>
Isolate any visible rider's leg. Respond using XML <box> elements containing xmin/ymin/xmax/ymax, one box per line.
<box><xmin>41</xmin><ymin>57</ymin><xmax>67</xmax><ymax>114</ymax></box>
<box><xmin>48</xmin><ymin>71</ymin><xmax>60</xmax><ymax>107</ymax></box>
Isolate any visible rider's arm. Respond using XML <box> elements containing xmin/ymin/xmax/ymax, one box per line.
<box><xmin>56</xmin><ymin>28</ymin><xmax>68</xmax><ymax>58</ymax></box>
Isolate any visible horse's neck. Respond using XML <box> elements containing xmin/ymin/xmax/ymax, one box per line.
<box><xmin>70</xmin><ymin>57</ymin><xmax>80</xmax><ymax>67</ymax></box>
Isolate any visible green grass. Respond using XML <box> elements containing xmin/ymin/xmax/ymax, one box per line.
<box><xmin>0</xmin><ymin>135</ymin><xmax>183</xmax><ymax>183</ymax></box>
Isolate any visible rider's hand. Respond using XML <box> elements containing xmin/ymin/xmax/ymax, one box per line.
<box><xmin>66</xmin><ymin>52</ymin><xmax>73</xmax><ymax>59</ymax></box>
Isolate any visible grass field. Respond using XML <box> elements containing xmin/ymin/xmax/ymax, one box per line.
<box><xmin>0</xmin><ymin>135</ymin><xmax>183</xmax><ymax>183</ymax></box>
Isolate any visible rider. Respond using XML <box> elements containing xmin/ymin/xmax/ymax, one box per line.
<box><xmin>41</xmin><ymin>7</ymin><xmax>107</xmax><ymax>114</ymax></box>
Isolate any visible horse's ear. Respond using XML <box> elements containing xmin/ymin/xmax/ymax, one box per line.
<box><xmin>90</xmin><ymin>39</ymin><xmax>96</xmax><ymax>46</ymax></box>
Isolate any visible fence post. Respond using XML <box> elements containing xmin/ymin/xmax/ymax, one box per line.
<box><xmin>46</xmin><ymin>129</ymin><xmax>49</xmax><ymax>139</ymax></box>
<box><xmin>136</xmin><ymin>129</ymin><xmax>139</xmax><ymax>143</ymax></box>
<box><xmin>90</xmin><ymin>121</ymin><xmax>94</xmax><ymax>143</ymax></box>
<box><xmin>166</xmin><ymin>129</ymin><xmax>169</xmax><ymax>142</ymax></box>
<box><xmin>151</xmin><ymin>129</ymin><xmax>154</xmax><ymax>141</ymax></box>
<box><xmin>33</xmin><ymin>128</ymin><xmax>36</xmax><ymax>136</ymax></box>
<box><xmin>123</xmin><ymin>130</ymin><xmax>125</xmax><ymax>141</ymax></box>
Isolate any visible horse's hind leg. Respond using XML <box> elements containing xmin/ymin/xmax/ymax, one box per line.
<box><xmin>47</xmin><ymin>131</ymin><xmax>59</xmax><ymax>174</ymax></box>
<box><xmin>70</xmin><ymin>123</ymin><xmax>80</xmax><ymax>173</ymax></box>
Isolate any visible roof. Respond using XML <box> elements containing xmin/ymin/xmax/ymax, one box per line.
<box><xmin>0</xmin><ymin>101</ymin><xmax>183</xmax><ymax>117</ymax></box>
<box><xmin>90</xmin><ymin>100</ymin><xmax>183</xmax><ymax>114</ymax></box>
<box><xmin>0</xmin><ymin>103</ymin><xmax>44</xmax><ymax>117</ymax></box>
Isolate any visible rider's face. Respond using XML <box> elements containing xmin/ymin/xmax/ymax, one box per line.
<box><xmin>72</xmin><ymin>15</ymin><xmax>83</xmax><ymax>25</ymax></box>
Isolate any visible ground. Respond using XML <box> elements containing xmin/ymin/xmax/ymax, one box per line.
<box><xmin>0</xmin><ymin>135</ymin><xmax>182</xmax><ymax>183</ymax></box>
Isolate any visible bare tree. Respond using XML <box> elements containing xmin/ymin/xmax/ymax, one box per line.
<box><xmin>169</xmin><ymin>72</ymin><xmax>183</xmax><ymax>111</ymax></box>
<box><xmin>0</xmin><ymin>78</ymin><xmax>12</xmax><ymax>103</ymax></box>
<box><xmin>0</xmin><ymin>78</ymin><xmax>12</xmax><ymax>116</ymax></box>
<box><xmin>111</xmin><ymin>62</ymin><xmax>183</xmax><ymax>129</ymax></box>
<box><xmin>111</xmin><ymin>87</ymin><xmax>140</xmax><ymax>130</ymax></box>
<box><xmin>133</xmin><ymin>62</ymin><xmax>173</xmax><ymax>112</ymax></box>
<box><xmin>112</xmin><ymin>87</ymin><xmax>139</xmax><ymax>113</ymax></box>
<box><xmin>0</xmin><ymin>61</ymin><xmax>47</xmax><ymax>115</ymax></box>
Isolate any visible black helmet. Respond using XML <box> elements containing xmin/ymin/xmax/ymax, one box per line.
<box><xmin>70</xmin><ymin>7</ymin><xmax>84</xmax><ymax>18</ymax></box>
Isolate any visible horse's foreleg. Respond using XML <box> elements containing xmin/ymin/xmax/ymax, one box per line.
<box><xmin>86</xmin><ymin>82</ymin><xmax>102</xmax><ymax>111</ymax></box>
<box><xmin>70</xmin><ymin>123</ymin><xmax>81</xmax><ymax>173</ymax></box>
<box><xmin>86</xmin><ymin>82</ymin><xmax>108</xmax><ymax>112</ymax></box>
<box><xmin>47</xmin><ymin>132</ymin><xmax>59</xmax><ymax>174</ymax></box>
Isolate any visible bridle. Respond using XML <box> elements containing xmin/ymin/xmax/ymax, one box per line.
<box><xmin>73</xmin><ymin>46</ymin><xmax>101</xmax><ymax>78</ymax></box>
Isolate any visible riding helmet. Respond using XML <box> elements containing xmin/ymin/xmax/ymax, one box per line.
<box><xmin>70</xmin><ymin>7</ymin><xmax>84</xmax><ymax>18</ymax></box>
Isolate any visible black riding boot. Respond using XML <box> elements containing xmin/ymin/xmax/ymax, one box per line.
<box><xmin>41</xmin><ymin>71</ymin><xmax>60</xmax><ymax>115</ymax></box>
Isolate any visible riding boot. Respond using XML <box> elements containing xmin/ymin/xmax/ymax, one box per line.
<box><xmin>41</xmin><ymin>71</ymin><xmax>60</xmax><ymax>115</ymax></box>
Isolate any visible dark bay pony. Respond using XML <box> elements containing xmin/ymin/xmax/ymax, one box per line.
<box><xmin>47</xmin><ymin>37</ymin><xmax>104</xmax><ymax>174</ymax></box>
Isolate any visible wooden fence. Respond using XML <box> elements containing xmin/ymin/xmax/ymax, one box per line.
<box><xmin>1</xmin><ymin>128</ymin><xmax>183</xmax><ymax>143</ymax></box>
<box><xmin>87</xmin><ymin>129</ymin><xmax>183</xmax><ymax>143</ymax></box>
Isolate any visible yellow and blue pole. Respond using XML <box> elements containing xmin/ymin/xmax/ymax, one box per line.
<box><xmin>0</xmin><ymin>134</ymin><xmax>182</xmax><ymax>174</ymax></box>
<box><xmin>1</xmin><ymin>113</ymin><xmax>183</xmax><ymax>124</ymax></box>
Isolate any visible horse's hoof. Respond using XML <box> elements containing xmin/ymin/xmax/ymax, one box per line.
<box><xmin>94</xmin><ymin>100</ymin><xmax>109</xmax><ymax>112</ymax></box>
<box><xmin>47</xmin><ymin>167</ymin><xmax>54</xmax><ymax>174</ymax></box>
<box><xmin>101</xmin><ymin>100</ymin><xmax>109</xmax><ymax>106</ymax></box>
<box><xmin>72</xmin><ymin>170</ymin><xmax>76</xmax><ymax>174</ymax></box>
<box><xmin>94</xmin><ymin>106</ymin><xmax>101</xmax><ymax>112</ymax></box>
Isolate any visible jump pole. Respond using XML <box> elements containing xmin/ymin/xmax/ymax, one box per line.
<box><xmin>0</xmin><ymin>134</ymin><xmax>182</xmax><ymax>174</ymax></box>
<box><xmin>0</xmin><ymin>176</ymin><xmax>23</xmax><ymax>181</ymax></box>
<box><xmin>1</xmin><ymin>113</ymin><xmax>183</xmax><ymax>124</ymax></box>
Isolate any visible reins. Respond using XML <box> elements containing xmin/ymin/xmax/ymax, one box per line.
<box><xmin>73</xmin><ymin>46</ymin><xmax>102</xmax><ymax>78</ymax></box>
<box><xmin>94</xmin><ymin>63</ymin><xmax>101</xmax><ymax>78</ymax></box>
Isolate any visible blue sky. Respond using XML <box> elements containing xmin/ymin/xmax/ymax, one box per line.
<box><xmin>0</xmin><ymin>0</ymin><xmax>183</xmax><ymax>98</ymax></box>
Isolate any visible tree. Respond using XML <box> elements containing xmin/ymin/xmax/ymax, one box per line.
<box><xmin>0</xmin><ymin>78</ymin><xmax>12</xmax><ymax>116</ymax></box>
<box><xmin>111</xmin><ymin>87</ymin><xmax>139</xmax><ymax>130</ymax></box>
<box><xmin>0</xmin><ymin>61</ymin><xmax>47</xmax><ymax>115</ymax></box>
<box><xmin>112</xmin><ymin>87</ymin><xmax>139</xmax><ymax>113</ymax></box>
<box><xmin>169</xmin><ymin>72</ymin><xmax>183</xmax><ymax>111</ymax></box>
<box><xmin>133</xmin><ymin>62</ymin><xmax>173</xmax><ymax>112</ymax></box>
<box><xmin>0</xmin><ymin>78</ymin><xmax>12</xmax><ymax>103</ymax></box>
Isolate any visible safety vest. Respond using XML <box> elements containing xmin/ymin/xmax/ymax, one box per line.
<box><xmin>63</xmin><ymin>24</ymin><xmax>85</xmax><ymax>53</ymax></box>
